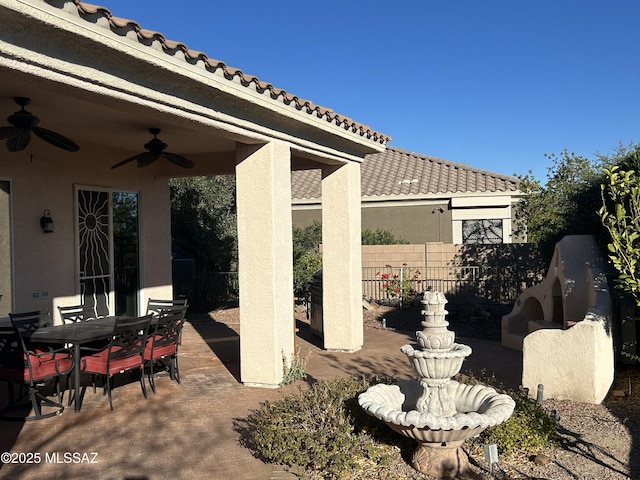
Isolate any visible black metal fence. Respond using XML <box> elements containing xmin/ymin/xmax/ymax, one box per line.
<box><xmin>362</xmin><ymin>265</ymin><xmax>542</xmax><ymax>304</ymax></box>
<box><xmin>362</xmin><ymin>266</ymin><xmax>474</xmax><ymax>301</ymax></box>
<box><xmin>172</xmin><ymin>270</ymin><xmax>239</xmax><ymax>311</ymax></box>
<box><xmin>173</xmin><ymin>264</ymin><xmax>542</xmax><ymax>311</ymax></box>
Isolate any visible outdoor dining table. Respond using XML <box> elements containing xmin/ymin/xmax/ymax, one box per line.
<box><xmin>28</xmin><ymin>316</ymin><xmax>121</xmax><ymax>413</ymax></box>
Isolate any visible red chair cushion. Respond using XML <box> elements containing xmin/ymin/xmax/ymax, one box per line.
<box><xmin>144</xmin><ymin>343</ymin><xmax>176</xmax><ymax>361</ymax></box>
<box><xmin>0</xmin><ymin>355</ymin><xmax>72</xmax><ymax>382</ymax></box>
<box><xmin>81</xmin><ymin>347</ymin><xmax>143</xmax><ymax>375</ymax></box>
<box><xmin>30</xmin><ymin>357</ymin><xmax>73</xmax><ymax>381</ymax></box>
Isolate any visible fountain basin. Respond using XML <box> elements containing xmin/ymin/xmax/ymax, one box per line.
<box><xmin>401</xmin><ymin>343</ymin><xmax>472</xmax><ymax>379</ymax></box>
<box><xmin>358</xmin><ymin>379</ymin><xmax>515</xmax><ymax>435</ymax></box>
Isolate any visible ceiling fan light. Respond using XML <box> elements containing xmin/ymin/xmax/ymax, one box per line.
<box><xmin>111</xmin><ymin>128</ymin><xmax>193</xmax><ymax>169</ymax></box>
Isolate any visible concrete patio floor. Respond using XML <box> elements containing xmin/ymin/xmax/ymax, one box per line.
<box><xmin>0</xmin><ymin>314</ymin><xmax>521</xmax><ymax>480</ymax></box>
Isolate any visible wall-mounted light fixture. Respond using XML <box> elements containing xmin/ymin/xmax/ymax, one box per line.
<box><xmin>40</xmin><ymin>209</ymin><xmax>54</xmax><ymax>233</ymax></box>
<box><xmin>432</xmin><ymin>206</ymin><xmax>445</xmax><ymax>242</ymax></box>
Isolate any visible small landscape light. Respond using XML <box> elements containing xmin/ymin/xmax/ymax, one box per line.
<box><xmin>484</xmin><ymin>443</ymin><xmax>499</xmax><ymax>474</ymax></box>
<box><xmin>537</xmin><ymin>383</ymin><xmax>544</xmax><ymax>403</ymax></box>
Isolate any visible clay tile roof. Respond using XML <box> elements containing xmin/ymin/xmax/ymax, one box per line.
<box><xmin>68</xmin><ymin>1</ymin><xmax>390</xmax><ymax>145</ymax></box>
<box><xmin>291</xmin><ymin>169</ymin><xmax>322</xmax><ymax>200</ymax></box>
<box><xmin>291</xmin><ymin>147</ymin><xmax>521</xmax><ymax>200</ymax></box>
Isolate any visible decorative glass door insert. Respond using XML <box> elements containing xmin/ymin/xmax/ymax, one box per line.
<box><xmin>76</xmin><ymin>188</ymin><xmax>112</xmax><ymax>316</ymax></box>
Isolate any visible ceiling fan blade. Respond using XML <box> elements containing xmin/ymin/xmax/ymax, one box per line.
<box><xmin>33</xmin><ymin>127</ymin><xmax>80</xmax><ymax>152</ymax></box>
<box><xmin>6</xmin><ymin>130</ymin><xmax>31</xmax><ymax>152</ymax></box>
<box><xmin>111</xmin><ymin>151</ymin><xmax>162</xmax><ymax>170</ymax></box>
<box><xmin>136</xmin><ymin>151</ymin><xmax>162</xmax><ymax>167</ymax></box>
<box><xmin>0</xmin><ymin>126</ymin><xmax>23</xmax><ymax>140</ymax></box>
<box><xmin>111</xmin><ymin>153</ymin><xmax>143</xmax><ymax>170</ymax></box>
<box><xmin>162</xmin><ymin>152</ymin><xmax>194</xmax><ymax>169</ymax></box>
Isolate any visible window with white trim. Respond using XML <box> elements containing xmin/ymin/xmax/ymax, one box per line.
<box><xmin>462</xmin><ymin>219</ymin><xmax>503</xmax><ymax>244</ymax></box>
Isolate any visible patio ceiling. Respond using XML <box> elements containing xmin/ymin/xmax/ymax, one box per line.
<box><xmin>0</xmin><ymin>68</ymin><xmax>242</xmax><ymax>174</ymax></box>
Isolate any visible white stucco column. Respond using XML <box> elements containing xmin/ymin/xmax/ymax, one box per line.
<box><xmin>236</xmin><ymin>141</ymin><xmax>294</xmax><ymax>387</ymax></box>
<box><xmin>321</xmin><ymin>161</ymin><xmax>363</xmax><ymax>351</ymax></box>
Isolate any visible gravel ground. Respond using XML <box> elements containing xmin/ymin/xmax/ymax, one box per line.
<box><xmin>213</xmin><ymin>297</ymin><xmax>640</xmax><ymax>479</ymax></box>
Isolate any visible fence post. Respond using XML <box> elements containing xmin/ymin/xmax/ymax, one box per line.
<box><xmin>400</xmin><ymin>266</ymin><xmax>404</xmax><ymax>309</ymax></box>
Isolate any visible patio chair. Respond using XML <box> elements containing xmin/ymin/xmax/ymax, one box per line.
<box><xmin>58</xmin><ymin>304</ymin><xmax>106</xmax><ymax>396</ymax></box>
<box><xmin>0</xmin><ymin>311</ymin><xmax>73</xmax><ymax>421</ymax></box>
<box><xmin>143</xmin><ymin>306</ymin><xmax>187</xmax><ymax>393</ymax></box>
<box><xmin>57</xmin><ymin>304</ymin><xmax>98</xmax><ymax>324</ymax></box>
<box><xmin>146</xmin><ymin>297</ymin><xmax>188</xmax><ymax>317</ymax></box>
<box><xmin>8</xmin><ymin>310</ymin><xmax>63</xmax><ymax>354</ymax></box>
<box><xmin>9</xmin><ymin>309</ymin><xmax>52</xmax><ymax>332</ymax></box>
<box><xmin>79</xmin><ymin>314</ymin><xmax>152</xmax><ymax>411</ymax></box>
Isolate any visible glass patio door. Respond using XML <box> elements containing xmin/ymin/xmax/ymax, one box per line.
<box><xmin>75</xmin><ymin>187</ymin><xmax>140</xmax><ymax>317</ymax></box>
<box><xmin>112</xmin><ymin>192</ymin><xmax>139</xmax><ymax>316</ymax></box>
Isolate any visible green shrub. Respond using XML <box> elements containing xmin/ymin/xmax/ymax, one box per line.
<box><xmin>462</xmin><ymin>371</ymin><xmax>558</xmax><ymax>457</ymax></box>
<box><xmin>281</xmin><ymin>349</ymin><xmax>309</xmax><ymax>386</ymax></box>
<box><xmin>292</xmin><ymin>221</ymin><xmax>322</xmax><ymax>299</ymax></box>
<box><xmin>361</xmin><ymin>228</ymin><xmax>408</xmax><ymax>245</ymax></box>
<box><xmin>248</xmin><ymin>377</ymin><xmax>393</xmax><ymax>478</ymax></box>
<box><xmin>481</xmin><ymin>388</ymin><xmax>558</xmax><ymax>456</ymax></box>
<box><xmin>293</xmin><ymin>251</ymin><xmax>322</xmax><ymax>298</ymax></box>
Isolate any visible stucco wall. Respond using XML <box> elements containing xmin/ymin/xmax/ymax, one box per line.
<box><xmin>0</xmin><ymin>180</ymin><xmax>10</xmax><ymax>317</ymax></box>
<box><xmin>292</xmin><ymin>203</ymin><xmax>452</xmax><ymax>244</ymax></box>
<box><xmin>522</xmin><ymin>316</ymin><xmax>614</xmax><ymax>404</ymax></box>
<box><xmin>362</xmin><ymin>204</ymin><xmax>452</xmax><ymax>244</ymax></box>
<box><xmin>361</xmin><ymin>243</ymin><xmax>460</xmax><ymax>269</ymax></box>
<box><xmin>292</xmin><ymin>209</ymin><xmax>321</xmax><ymax>227</ymax></box>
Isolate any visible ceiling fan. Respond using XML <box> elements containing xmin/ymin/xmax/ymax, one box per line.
<box><xmin>0</xmin><ymin>97</ymin><xmax>80</xmax><ymax>152</ymax></box>
<box><xmin>111</xmin><ymin>128</ymin><xmax>194</xmax><ymax>169</ymax></box>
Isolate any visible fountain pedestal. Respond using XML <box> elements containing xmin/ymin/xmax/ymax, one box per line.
<box><xmin>358</xmin><ymin>291</ymin><xmax>516</xmax><ymax>479</ymax></box>
<box><xmin>387</xmin><ymin>420</ymin><xmax>482</xmax><ymax>477</ymax></box>
<box><xmin>414</xmin><ymin>439</ymin><xmax>467</xmax><ymax>478</ymax></box>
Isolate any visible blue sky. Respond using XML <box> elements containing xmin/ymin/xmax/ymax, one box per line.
<box><xmin>101</xmin><ymin>1</ymin><xmax>639</xmax><ymax>183</ymax></box>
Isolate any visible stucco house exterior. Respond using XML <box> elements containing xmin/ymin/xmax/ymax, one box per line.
<box><xmin>292</xmin><ymin>147</ymin><xmax>524</xmax><ymax>245</ymax></box>
<box><xmin>0</xmin><ymin>0</ymin><xmax>389</xmax><ymax>387</ymax></box>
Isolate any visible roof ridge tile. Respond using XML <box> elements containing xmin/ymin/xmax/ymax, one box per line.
<box><xmin>292</xmin><ymin>147</ymin><xmax>521</xmax><ymax>200</ymax></box>
<box><xmin>71</xmin><ymin>1</ymin><xmax>390</xmax><ymax>145</ymax></box>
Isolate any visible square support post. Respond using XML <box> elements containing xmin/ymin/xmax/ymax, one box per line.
<box><xmin>321</xmin><ymin>161</ymin><xmax>363</xmax><ymax>351</ymax></box>
<box><xmin>236</xmin><ymin>141</ymin><xmax>294</xmax><ymax>387</ymax></box>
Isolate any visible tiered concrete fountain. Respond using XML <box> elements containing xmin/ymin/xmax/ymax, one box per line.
<box><xmin>358</xmin><ymin>291</ymin><xmax>515</xmax><ymax>479</ymax></box>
